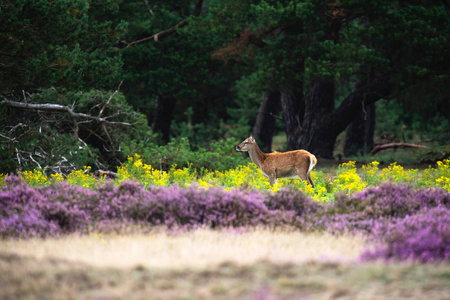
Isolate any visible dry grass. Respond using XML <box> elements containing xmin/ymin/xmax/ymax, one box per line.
<box><xmin>0</xmin><ymin>227</ymin><xmax>365</xmax><ymax>270</ymax></box>
<box><xmin>1</xmin><ymin>228</ymin><xmax>449</xmax><ymax>300</ymax></box>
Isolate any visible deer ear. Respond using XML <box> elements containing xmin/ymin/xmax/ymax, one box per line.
<box><xmin>249</xmin><ymin>135</ymin><xmax>255</xmax><ymax>142</ymax></box>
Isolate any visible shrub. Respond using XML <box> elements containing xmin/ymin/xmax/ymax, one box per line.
<box><xmin>0</xmin><ymin>179</ymin><xmax>298</xmax><ymax>237</ymax></box>
<box><xmin>380</xmin><ymin>162</ymin><xmax>418</xmax><ymax>184</ymax></box>
<box><xmin>122</xmin><ymin>137</ymin><xmax>248</xmax><ymax>172</ymax></box>
<box><xmin>265</xmin><ymin>189</ymin><xmax>325</xmax><ymax>217</ymax></box>
<box><xmin>421</xmin><ymin>158</ymin><xmax>450</xmax><ymax>192</ymax></box>
<box><xmin>19</xmin><ymin>169</ymin><xmax>50</xmax><ymax>186</ymax></box>
<box><xmin>332</xmin><ymin>182</ymin><xmax>449</xmax><ymax>218</ymax></box>
<box><xmin>0</xmin><ymin>176</ymin><xmax>59</xmax><ymax>237</ymax></box>
<box><xmin>324</xmin><ymin>183</ymin><xmax>450</xmax><ymax>234</ymax></box>
<box><xmin>362</xmin><ymin>207</ymin><xmax>450</xmax><ymax>263</ymax></box>
<box><xmin>331</xmin><ymin>161</ymin><xmax>366</xmax><ymax>195</ymax></box>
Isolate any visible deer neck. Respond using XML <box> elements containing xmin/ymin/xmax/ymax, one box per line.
<box><xmin>248</xmin><ymin>143</ymin><xmax>266</xmax><ymax>169</ymax></box>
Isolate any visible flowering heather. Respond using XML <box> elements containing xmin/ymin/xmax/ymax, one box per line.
<box><xmin>361</xmin><ymin>207</ymin><xmax>450</xmax><ymax>263</ymax></box>
<box><xmin>1</xmin><ymin>176</ymin><xmax>449</xmax><ymax>263</ymax></box>
<box><xmin>9</xmin><ymin>158</ymin><xmax>450</xmax><ymax>202</ymax></box>
<box><xmin>324</xmin><ymin>182</ymin><xmax>450</xmax><ymax>234</ymax></box>
<box><xmin>333</xmin><ymin>182</ymin><xmax>449</xmax><ymax>217</ymax></box>
<box><xmin>0</xmin><ymin>176</ymin><xmax>59</xmax><ymax>237</ymax></box>
<box><xmin>0</xmin><ymin>177</ymin><xmax>295</xmax><ymax>238</ymax></box>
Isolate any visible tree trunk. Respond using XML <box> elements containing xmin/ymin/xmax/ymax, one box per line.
<box><xmin>152</xmin><ymin>95</ymin><xmax>176</xmax><ymax>143</ymax></box>
<box><xmin>297</xmin><ymin>79</ymin><xmax>336</xmax><ymax>158</ymax></box>
<box><xmin>297</xmin><ymin>79</ymin><xmax>390</xmax><ymax>159</ymax></box>
<box><xmin>252</xmin><ymin>91</ymin><xmax>281</xmax><ymax>152</ymax></box>
<box><xmin>343</xmin><ymin>102</ymin><xmax>375</xmax><ymax>156</ymax></box>
<box><xmin>281</xmin><ymin>90</ymin><xmax>302</xmax><ymax>150</ymax></box>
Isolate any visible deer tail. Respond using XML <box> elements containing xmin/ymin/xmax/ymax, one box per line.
<box><xmin>308</xmin><ymin>154</ymin><xmax>317</xmax><ymax>174</ymax></box>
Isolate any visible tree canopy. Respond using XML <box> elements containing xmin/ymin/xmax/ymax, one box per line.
<box><xmin>1</xmin><ymin>0</ymin><xmax>449</xmax><ymax>173</ymax></box>
<box><xmin>0</xmin><ymin>0</ymin><xmax>126</xmax><ymax>92</ymax></box>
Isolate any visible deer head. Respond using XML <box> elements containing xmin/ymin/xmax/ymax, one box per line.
<box><xmin>235</xmin><ymin>135</ymin><xmax>255</xmax><ymax>152</ymax></box>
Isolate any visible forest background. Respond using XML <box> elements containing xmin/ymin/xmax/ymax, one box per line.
<box><xmin>1</xmin><ymin>0</ymin><xmax>449</xmax><ymax>174</ymax></box>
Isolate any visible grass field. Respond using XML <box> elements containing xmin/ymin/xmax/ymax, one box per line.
<box><xmin>1</xmin><ymin>228</ymin><xmax>449</xmax><ymax>300</ymax></box>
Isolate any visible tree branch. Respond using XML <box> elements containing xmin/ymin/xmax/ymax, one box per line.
<box><xmin>122</xmin><ymin>0</ymin><xmax>204</xmax><ymax>48</ymax></box>
<box><xmin>143</xmin><ymin>0</ymin><xmax>154</xmax><ymax>16</ymax></box>
<box><xmin>99</xmin><ymin>80</ymin><xmax>123</xmax><ymax>117</ymax></box>
<box><xmin>332</xmin><ymin>80</ymin><xmax>392</xmax><ymax>135</ymax></box>
<box><xmin>1</xmin><ymin>99</ymin><xmax>131</xmax><ymax>126</ymax></box>
<box><xmin>124</xmin><ymin>20</ymin><xmax>188</xmax><ymax>48</ymax></box>
<box><xmin>370</xmin><ymin>143</ymin><xmax>427</xmax><ymax>155</ymax></box>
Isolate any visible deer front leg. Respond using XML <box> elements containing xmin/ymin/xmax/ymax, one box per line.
<box><xmin>269</xmin><ymin>176</ymin><xmax>277</xmax><ymax>187</ymax></box>
<box><xmin>267</xmin><ymin>171</ymin><xmax>277</xmax><ymax>187</ymax></box>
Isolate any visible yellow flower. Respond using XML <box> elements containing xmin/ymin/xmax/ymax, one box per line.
<box><xmin>19</xmin><ymin>169</ymin><xmax>49</xmax><ymax>186</ymax></box>
<box><xmin>50</xmin><ymin>173</ymin><xmax>64</xmax><ymax>182</ymax></box>
<box><xmin>380</xmin><ymin>162</ymin><xmax>417</xmax><ymax>184</ymax></box>
<box><xmin>66</xmin><ymin>166</ymin><xmax>98</xmax><ymax>189</ymax></box>
<box><xmin>0</xmin><ymin>173</ymin><xmax>6</xmax><ymax>186</ymax></box>
<box><xmin>332</xmin><ymin>161</ymin><xmax>366</xmax><ymax>196</ymax></box>
<box><xmin>133</xmin><ymin>159</ymin><xmax>143</xmax><ymax>168</ymax></box>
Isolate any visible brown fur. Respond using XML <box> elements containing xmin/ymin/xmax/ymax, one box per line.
<box><xmin>236</xmin><ymin>136</ymin><xmax>317</xmax><ymax>188</ymax></box>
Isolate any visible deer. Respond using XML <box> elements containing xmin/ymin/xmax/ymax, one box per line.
<box><xmin>235</xmin><ymin>136</ymin><xmax>317</xmax><ymax>188</ymax></box>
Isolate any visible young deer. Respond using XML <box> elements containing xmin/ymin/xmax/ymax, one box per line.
<box><xmin>235</xmin><ymin>136</ymin><xmax>317</xmax><ymax>188</ymax></box>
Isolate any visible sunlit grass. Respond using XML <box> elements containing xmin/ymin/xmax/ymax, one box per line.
<box><xmin>0</xmin><ymin>227</ymin><xmax>366</xmax><ymax>270</ymax></box>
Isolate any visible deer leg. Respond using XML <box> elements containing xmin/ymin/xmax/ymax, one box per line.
<box><xmin>296</xmin><ymin>167</ymin><xmax>312</xmax><ymax>188</ymax></box>
<box><xmin>269</xmin><ymin>176</ymin><xmax>277</xmax><ymax>187</ymax></box>
<box><xmin>307</xmin><ymin>171</ymin><xmax>315</xmax><ymax>188</ymax></box>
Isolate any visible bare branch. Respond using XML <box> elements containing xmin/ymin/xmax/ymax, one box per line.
<box><xmin>143</xmin><ymin>0</ymin><xmax>155</xmax><ymax>16</ymax></box>
<box><xmin>0</xmin><ymin>133</ymin><xmax>15</xmax><ymax>142</ymax></box>
<box><xmin>94</xmin><ymin>169</ymin><xmax>118</xmax><ymax>179</ymax></box>
<box><xmin>1</xmin><ymin>124</ymin><xmax>31</xmax><ymax>144</ymax></box>
<box><xmin>15</xmin><ymin>148</ymin><xmax>21</xmax><ymax>167</ymax></box>
<box><xmin>2</xmin><ymin>99</ymin><xmax>132</xmax><ymax>126</ymax></box>
<box><xmin>99</xmin><ymin>80</ymin><xmax>123</xmax><ymax>117</ymax></box>
<box><xmin>120</xmin><ymin>1</ymin><xmax>205</xmax><ymax>48</ymax></box>
<box><xmin>124</xmin><ymin>20</ymin><xmax>188</xmax><ymax>48</ymax></box>
<box><xmin>78</xmin><ymin>137</ymin><xmax>105</xmax><ymax>170</ymax></box>
<box><xmin>29</xmin><ymin>153</ymin><xmax>42</xmax><ymax>170</ymax></box>
<box><xmin>370</xmin><ymin>143</ymin><xmax>427</xmax><ymax>155</ymax></box>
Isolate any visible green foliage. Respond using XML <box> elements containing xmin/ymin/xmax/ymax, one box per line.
<box><xmin>0</xmin><ymin>89</ymin><xmax>150</xmax><ymax>174</ymax></box>
<box><xmin>116</xmin><ymin>0</ymin><xmax>253</xmax><ymax>148</ymax></box>
<box><xmin>201</xmin><ymin>0</ymin><xmax>449</xmax><ymax>127</ymax></box>
<box><xmin>0</xmin><ymin>0</ymin><xmax>127</xmax><ymax>92</ymax></box>
<box><xmin>1</xmin><ymin>0</ymin><xmax>449</xmax><ymax>174</ymax></box>
<box><xmin>122</xmin><ymin>137</ymin><xmax>248</xmax><ymax>172</ymax></box>
<box><xmin>0</xmin><ymin>129</ymin><xmax>98</xmax><ymax>175</ymax></box>
<box><xmin>375</xmin><ymin>99</ymin><xmax>450</xmax><ymax>147</ymax></box>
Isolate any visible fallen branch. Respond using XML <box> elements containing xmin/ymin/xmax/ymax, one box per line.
<box><xmin>1</xmin><ymin>99</ymin><xmax>131</xmax><ymax>126</ymax></box>
<box><xmin>370</xmin><ymin>143</ymin><xmax>427</xmax><ymax>155</ymax></box>
<box><xmin>94</xmin><ymin>170</ymin><xmax>118</xmax><ymax>179</ymax></box>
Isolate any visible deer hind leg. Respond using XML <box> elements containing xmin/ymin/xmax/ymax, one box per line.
<box><xmin>296</xmin><ymin>166</ymin><xmax>314</xmax><ymax>188</ymax></box>
<box><xmin>307</xmin><ymin>171</ymin><xmax>315</xmax><ymax>188</ymax></box>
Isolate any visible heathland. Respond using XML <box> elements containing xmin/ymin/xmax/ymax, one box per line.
<box><xmin>1</xmin><ymin>158</ymin><xmax>449</xmax><ymax>299</ymax></box>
